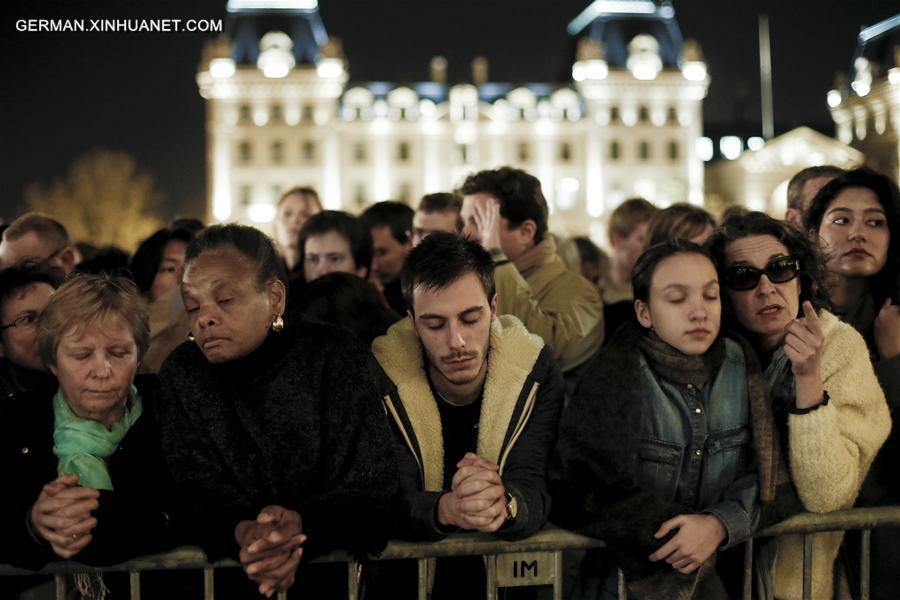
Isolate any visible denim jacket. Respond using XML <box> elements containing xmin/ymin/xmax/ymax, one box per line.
<box><xmin>637</xmin><ymin>337</ymin><xmax>761</xmax><ymax>547</ymax></box>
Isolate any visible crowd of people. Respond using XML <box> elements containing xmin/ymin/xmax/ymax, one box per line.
<box><xmin>0</xmin><ymin>163</ymin><xmax>898</xmax><ymax>600</ymax></box>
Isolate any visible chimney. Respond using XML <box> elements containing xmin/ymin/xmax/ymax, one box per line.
<box><xmin>430</xmin><ymin>56</ymin><xmax>447</xmax><ymax>84</ymax></box>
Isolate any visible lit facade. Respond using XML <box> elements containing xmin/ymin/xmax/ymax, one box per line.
<box><xmin>827</xmin><ymin>13</ymin><xmax>900</xmax><ymax>183</ymax></box>
<box><xmin>704</xmin><ymin>127</ymin><xmax>863</xmax><ymax>217</ymax></box>
<box><xmin>198</xmin><ymin>0</ymin><xmax>709</xmax><ymax>239</ymax></box>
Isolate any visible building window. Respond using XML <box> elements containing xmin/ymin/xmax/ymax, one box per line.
<box><xmin>270</xmin><ymin>104</ymin><xmax>283</xmax><ymax>123</ymax></box>
<box><xmin>559</xmin><ymin>142</ymin><xmax>572</xmax><ymax>163</ymax></box>
<box><xmin>354</xmin><ymin>183</ymin><xmax>367</xmax><ymax>207</ymax></box>
<box><xmin>639</xmin><ymin>141</ymin><xmax>651</xmax><ymax>161</ymax></box>
<box><xmin>397</xmin><ymin>182</ymin><xmax>411</xmax><ymax>202</ymax></box>
<box><xmin>238</xmin><ymin>141</ymin><xmax>252</xmax><ymax>164</ymax></box>
<box><xmin>667</xmin><ymin>106</ymin><xmax>678</xmax><ymax>124</ymax></box>
<box><xmin>239</xmin><ymin>104</ymin><xmax>252</xmax><ymax>124</ymax></box>
<box><xmin>518</xmin><ymin>107</ymin><xmax>527</xmax><ymax>120</ymax></box>
<box><xmin>609</xmin><ymin>106</ymin><xmax>619</xmax><ymax>124</ymax></box>
<box><xmin>462</xmin><ymin>105</ymin><xmax>471</xmax><ymax>121</ymax></box>
<box><xmin>517</xmin><ymin>142</ymin><xmax>530</xmax><ymax>163</ymax></box>
<box><xmin>302</xmin><ymin>104</ymin><xmax>315</xmax><ymax>122</ymax></box>
<box><xmin>460</xmin><ymin>144</ymin><xmax>470</xmax><ymax>163</ymax></box>
<box><xmin>239</xmin><ymin>185</ymin><xmax>252</xmax><ymax>206</ymax></box>
<box><xmin>353</xmin><ymin>142</ymin><xmax>367</xmax><ymax>163</ymax></box>
<box><xmin>399</xmin><ymin>107</ymin><xmax>408</xmax><ymax>120</ymax></box>
<box><xmin>609</xmin><ymin>140</ymin><xmax>620</xmax><ymax>161</ymax></box>
<box><xmin>398</xmin><ymin>141</ymin><xmax>410</xmax><ymax>162</ymax></box>
<box><xmin>302</xmin><ymin>141</ymin><xmax>316</xmax><ymax>162</ymax></box>
<box><xmin>271</xmin><ymin>141</ymin><xmax>284</xmax><ymax>164</ymax></box>
<box><xmin>639</xmin><ymin>106</ymin><xmax>650</xmax><ymax>123</ymax></box>
<box><xmin>668</xmin><ymin>141</ymin><xmax>679</xmax><ymax>162</ymax></box>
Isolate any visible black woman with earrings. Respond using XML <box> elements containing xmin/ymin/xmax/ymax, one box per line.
<box><xmin>157</xmin><ymin>223</ymin><xmax>397</xmax><ymax>599</ymax></box>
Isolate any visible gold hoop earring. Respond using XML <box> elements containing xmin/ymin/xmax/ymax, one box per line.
<box><xmin>272</xmin><ymin>315</ymin><xmax>284</xmax><ymax>333</ymax></box>
<box><xmin>187</xmin><ymin>332</ymin><xmax>195</xmax><ymax>342</ymax></box>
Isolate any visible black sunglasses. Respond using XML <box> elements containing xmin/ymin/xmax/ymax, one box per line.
<box><xmin>724</xmin><ymin>257</ymin><xmax>800</xmax><ymax>291</ymax></box>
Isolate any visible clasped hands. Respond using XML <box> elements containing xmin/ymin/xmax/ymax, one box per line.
<box><xmin>234</xmin><ymin>505</ymin><xmax>305</xmax><ymax>598</ymax></box>
<box><xmin>31</xmin><ymin>473</ymin><xmax>99</xmax><ymax>559</ymax></box>
<box><xmin>437</xmin><ymin>453</ymin><xmax>507</xmax><ymax>533</ymax></box>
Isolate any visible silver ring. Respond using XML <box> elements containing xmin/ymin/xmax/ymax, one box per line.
<box><xmin>72</xmin><ymin>533</ymin><xmax>79</xmax><ymax>540</ymax></box>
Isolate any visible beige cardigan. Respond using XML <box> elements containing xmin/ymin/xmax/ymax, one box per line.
<box><xmin>773</xmin><ymin>310</ymin><xmax>890</xmax><ymax>600</ymax></box>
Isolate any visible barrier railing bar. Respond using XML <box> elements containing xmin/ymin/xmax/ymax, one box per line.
<box><xmin>54</xmin><ymin>574</ymin><xmax>65</xmax><ymax>600</ymax></box>
<box><xmin>416</xmin><ymin>558</ymin><xmax>427</xmax><ymax>600</ymax></box>
<box><xmin>802</xmin><ymin>533</ymin><xmax>812</xmax><ymax>600</ymax></box>
<box><xmin>347</xmin><ymin>561</ymin><xmax>359</xmax><ymax>600</ymax></box>
<box><xmin>7</xmin><ymin>509</ymin><xmax>900</xmax><ymax>599</ymax></box>
<box><xmin>203</xmin><ymin>567</ymin><xmax>214</xmax><ymax>600</ymax></box>
<box><xmin>130</xmin><ymin>570</ymin><xmax>140</xmax><ymax>600</ymax></box>
<box><xmin>742</xmin><ymin>536</ymin><xmax>753</xmax><ymax>600</ymax></box>
<box><xmin>485</xmin><ymin>554</ymin><xmax>497</xmax><ymax>600</ymax></box>
<box><xmin>553</xmin><ymin>551</ymin><xmax>563</xmax><ymax>600</ymax></box>
<box><xmin>861</xmin><ymin>529</ymin><xmax>871</xmax><ymax>600</ymax></box>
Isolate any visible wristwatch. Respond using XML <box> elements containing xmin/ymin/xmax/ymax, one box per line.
<box><xmin>504</xmin><ymin>491</ymin><xmax>518</xmax><ymax>522</ymax></box>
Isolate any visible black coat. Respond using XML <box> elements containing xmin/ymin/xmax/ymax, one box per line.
<box><xmin>1</xmin><ymin>375</ymin><xmax>182</xmax><ymax>568</ymax></box>
<box><xmin>156</xmin><ymin>317</ymin><xmax>398</xmax><ymax>563</ymax></box>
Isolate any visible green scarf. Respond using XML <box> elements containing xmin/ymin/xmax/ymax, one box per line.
<box><xmin>53</xmin><ymin>385</ymin><xmax>143</xmax><ymax>491</ymax></box>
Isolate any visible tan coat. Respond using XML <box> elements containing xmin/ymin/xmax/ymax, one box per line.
<box><xmin>773</xmin><ymin>311</ymin><xmax>890</xmax><ymax>600</ymax></box>
<box><xmin>495</xmin><ymin>237</ymin><xmax>603</xmax><ymax>372</ymax></box>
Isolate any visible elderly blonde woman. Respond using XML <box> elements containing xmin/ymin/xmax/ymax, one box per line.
<box><xmin>2</xmin><ymin>274</ymin><xmax>181</xmax><ymax>569</ymax></box>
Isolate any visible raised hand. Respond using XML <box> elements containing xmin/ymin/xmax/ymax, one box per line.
<box><xmin>874</xmin><ymin>298</ymin><xmax>900</xmax><ymax>361</ymax></box>
<box><xmin>783</xmin><ymin>301</ymin><xmax>826</xmax><ymax>409</ymax></box>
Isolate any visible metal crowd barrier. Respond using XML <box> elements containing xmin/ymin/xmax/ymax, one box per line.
<box><xmin>3</xmin><ymin>507</ymin><xmax>900</xmax><ymax>600</ymax></box>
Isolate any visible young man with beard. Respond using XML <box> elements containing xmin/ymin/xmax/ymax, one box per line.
<box><xmin>370</xmin><ymin>232</ymin><xmax>564</xmax><ymax>599</ymax></box>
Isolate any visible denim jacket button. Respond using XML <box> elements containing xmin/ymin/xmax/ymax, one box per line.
<box><xmin>694</xmin><ymin>448</ymin><xmax>702</xmax><ymax>456</ymax></box>
<box><xmin>695</xmin><ymin>407</ymin><xmax>702</xmax><ymax>414</ymax></box>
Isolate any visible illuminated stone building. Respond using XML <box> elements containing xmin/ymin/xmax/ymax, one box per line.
<box><xmin>827</xmin><ymin>13</ymin><xmax>900</xmax><ymax>183</ymax></box>
<box><xmin>198</xmin><ymin>0</ymin><xmax>709</xmax><ymax>240</ymax></box>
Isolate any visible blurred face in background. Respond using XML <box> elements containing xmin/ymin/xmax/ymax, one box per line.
<box><xmin>370</xmin><ymin>225</ymin><xmax>411</xmax><ymax>284</ymax></box>
<box><xmin>303</xmin><ymin>231</ymin><xmax>366</xmax><ymax>283</ymax></box>
<box><xmin>412</xmin><ymin>210</ymin><xmax>460</xmax><ymax>246</ymax></box>
<box><xmin>275</xmin><ymin>193</ymin><xmax>321</xmax><ymax>254</ymax></box>
<box><xmin>612</xmin><ymin>222</ymin><xmax>650</xmax><ymax>273</ymax></box>
<box><xmin>149</xmin><ymin>240</ymin><xmax>188</xmax><ymax>302</ymax></box>
<box><xmin>0</xmin><ymin>282</ymin><xmax>55</xmax><ymax>371</ymax></box>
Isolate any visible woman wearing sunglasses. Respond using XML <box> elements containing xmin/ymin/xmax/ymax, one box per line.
<box><xmin>804</xmin><ymin>167</ymin><xmax>900</xmax><ymax>600</ymax></box>
<box><xmin>707</xmin><ymin>212</ymin><xmax>889</xmax><ymax>600</ymax></box>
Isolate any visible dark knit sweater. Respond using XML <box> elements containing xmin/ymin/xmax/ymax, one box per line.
<box><xmin>157</xmin><ymin>316</ymin><xmax>398</xmax><ymax>562</ymax></box>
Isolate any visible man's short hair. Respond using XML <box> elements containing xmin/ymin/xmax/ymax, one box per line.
<box><xmin>459</xmin><ymin>167</ymin><xmax>549</xmax><ymax>243</ymax></box>
<box><xmin>3</xmin><ymin>212</ymin><xmax>70</xmax><ymax>249</ymax></box>
<box><xmin>401</xmin><ymin>232</ymin><xmax>495</xmax><ymax>314</ymax></box>
<box><xmin>298</xmin><ymin>210</ymin><xmax>373</xmax><ymax>277</ymax></box>
<box><xmin>417</xmin><ymin>192</ymin><xmax>462</xmax><ymax>215</ymax></box>
<box><xmin>786</xmin><ymin>165</ymin><xmax>846</xmax><ymax>210</ymax></box>
<box><xmin>360</xmin><ymin>201</ymin><xmax>414</xmax><ymax>245</ymax></box>
<box><xmin>607</xmin><ymin>198</ymin><xmax>658</xmax><ymax>243</ymax></box>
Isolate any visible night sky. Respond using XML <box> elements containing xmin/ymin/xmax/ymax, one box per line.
<box><xmin>1</xmin><ymin>0</ymin><xmax>897</xmax><ymax>222</ymax></box>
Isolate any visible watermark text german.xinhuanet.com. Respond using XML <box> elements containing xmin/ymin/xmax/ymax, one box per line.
<box><xmin>16</xmin><ymin>19</ymin><xmax>223</xmax><ymax>33</ymax></box>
